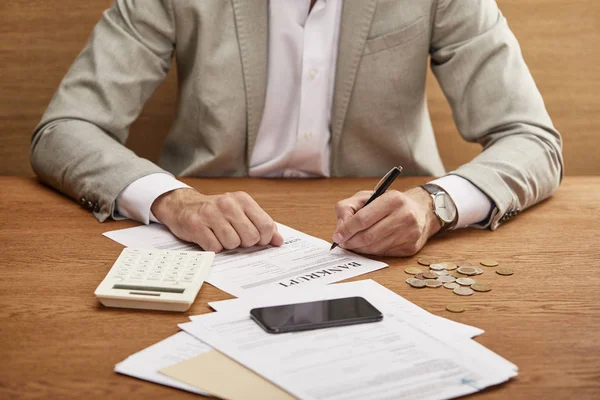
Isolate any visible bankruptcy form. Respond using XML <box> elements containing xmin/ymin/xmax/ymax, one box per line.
<box><xmin>104</xmin><ymin>223</ymin><xmax>388</xmax><ymax>297</ymax></box>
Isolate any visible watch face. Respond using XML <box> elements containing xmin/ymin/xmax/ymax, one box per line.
<box><xmin>434</xmin><ymin>193</ymin><xmax>457</xmax><ymax>223</ymax></box>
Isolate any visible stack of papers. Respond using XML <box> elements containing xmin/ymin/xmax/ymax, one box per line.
<box><xmin>105</xmin><ymin>223</ymin><xmax>517</xmax><ymax>399</ymax></box>
<box><xmin>115</xmin><ymin>279</ymin><xmax>517</xmax><ymax>399</ymax></box>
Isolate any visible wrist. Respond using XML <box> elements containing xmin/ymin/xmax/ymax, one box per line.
<box><xmin>405</xmin><ymin>187</ymin><xmax>442</xmax><ymax>238</ymax></box>
<box><xmin>151</xmin><ymin>188</ymin><xmax>199</xmax><ymax>224</ymax></box>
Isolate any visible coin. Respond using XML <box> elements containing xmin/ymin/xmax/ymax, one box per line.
<box><xmin>433</xmin><ymin>270</ymin><xmax>450</xmax><ymax>276</ymax></box>
<box><xmin>443</xmin><ymin>262</ymin><xmax>458</xmax><ymax>271</ymax></box>
<box><xmin>405</xmin><ymin>267</ymin><xmax>423</xmax><ymax>275</ymax></box>
<box><xmin>444</xmin><ymin>282</ymin><xmax>460</xmax><ymax>289</ymax></box>
<box><xmin>406</xmin><ymin>278</ymin><xmax>426</xmax><ymax>288</ymax></box>
<box><xmin>417</xmin><ymin>258</ymin><xmax>437</xmax><ymax>266</ymax></box>
<box><xmin>453</xmin><ymin>287</ymin><xmax>474</xmax><ymax>296</ymax></box>
<box><xmin>471</xmin><ymin>283</ymin><xmax>492</xmax><ymax>292</ymax></box>
<box><xmin>456</xmin><ymin>277</ymin><xmax>476</xmax><ymax>286</ymax></box>
<box><xmin>422</xmin><ymin>272</ymin><xmax>438</xmax><ymax>279</ymax></box>
<box><xmin>473</xmin><ymin>267</ymin><xmax>484</xmax><ymax>275</ymax></box>
<box><xmin>437</xmin><ymin>275</ymin><xmax>456</xmax><ymax>283</ymax></box>
<box><xmin>457</xmin><ymin>266</ymin><xmax>478</xmax><ymax>276</ymax></box>
<box><xmin>496</xmin><ymin>268</ymin><xmax>514</xmax><ymax>276</ymax></box>
<box><xmin>425</xmin><ymin>279</ymin><xmax>443</xmax><ymax>288</ymax></box>
<box><xmin>429</xmin><ymin>263</ymin><xmax>446</xmax><ymax>271</ymax></box>
<box><xmin>451</xmin><ymin>272</ymin><xmax>464</xmax><ymax>279</ymax></box>
<box><xmin>480</xmin><ymin>259</ymin><xmax>499</xmax><ymax>267</ymax></box>
<box><xmin>456</xmin><ymin>261</ymin><xmax>472</xmax><ymax>268</ymax></box>
<box><xmin>414</xmin><ymin>273</ymin><xmax>425</xmax><ymax>280</ymax></box>
<box><xmin>446</xmin><ymin>304</ymin><xmax>466</xmax><ymax>313</ymax></box>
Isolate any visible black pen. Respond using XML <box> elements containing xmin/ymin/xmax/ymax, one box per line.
<box><xmin>330</xmin><ymin>166</ymin><xmax>403</xmax><ymax>251</ymax></box>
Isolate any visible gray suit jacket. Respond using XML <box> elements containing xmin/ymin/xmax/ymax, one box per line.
<box><xmin>31</xmin><ymin>0</ymin><xmax>563</xmax><ymax>229</ymax></box>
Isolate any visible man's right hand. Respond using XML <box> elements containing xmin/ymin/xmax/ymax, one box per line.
<box><xmin>151</xmin><ymin>188</ymin><xmax>284</xmax><ymax>253</ymax></box>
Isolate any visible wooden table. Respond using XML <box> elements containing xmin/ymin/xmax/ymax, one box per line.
<box><xmin>1</xmin><ymin>176</ymin><xmax>599</xmax><ymax>399</ymax></box>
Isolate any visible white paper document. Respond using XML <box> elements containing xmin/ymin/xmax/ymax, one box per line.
<box><xmin>181</xmin><ymin>280</ymin><xmax>517</xmax><ymax>400</ymax></box>
<box><xmin>103</xmin><ymin>223</ymin><xmax>388</xmax><ymax>297</ymax></box>
<box><xmin>114</xmin><ymin>331</ymin><xmax>211</xmax><ymax>396</ymax></box>
<box><xmin>206</xmin><ymin>279</ymin><xmax>485</xmax><ymax>340</ymax></box>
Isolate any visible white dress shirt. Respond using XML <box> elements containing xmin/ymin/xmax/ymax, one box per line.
<box><xmin>116</xmin><ymin>0</ymin><xmax>492</xmax><ymax>227</ymax></box>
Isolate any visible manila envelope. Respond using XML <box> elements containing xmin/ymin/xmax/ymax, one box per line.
<box><xmin>160</xmin><ymin>350</ymin><xmax>296</xmax><ymax>400</ymax></box>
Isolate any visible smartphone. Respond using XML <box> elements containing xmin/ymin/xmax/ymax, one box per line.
<box><xmin>249</xmin><ymin>296</ymin><xmax>383</xmax><ymax>334</ymax></box>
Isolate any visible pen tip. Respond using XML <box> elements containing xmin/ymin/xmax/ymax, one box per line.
<box><xmin>330</xmin><ymin>243</ymin><xmax>338</xmax><ymax>251</ymax></box>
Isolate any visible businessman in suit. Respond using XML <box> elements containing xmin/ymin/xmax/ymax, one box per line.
<box><xmin>31</xmin><ymin>0</ymin><xmax>563</xmax><ymax>256</ymax></box>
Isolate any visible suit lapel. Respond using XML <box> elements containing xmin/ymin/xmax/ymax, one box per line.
<box><xmin>330</xmin><ymin>0</ymin><xmax>377</xmax><ymax>176</ymax></box>
<box><xmin>231</xmin><ymin>0</ymin><xmax>268</xmax><ymax>168</ymax></box>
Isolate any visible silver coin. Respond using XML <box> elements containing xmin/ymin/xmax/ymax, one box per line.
<box><xmin>406</xmin><ymin>278</ymin><xmax>426</xmax><ymax>288</ymax></box>
<box><xmin>474</xmin><ymin>267</ymin><xmax>484</xmax><ymax>275</ymax></box>
<box><xmin>453</xmin><ymin>287</ymin><xmax>474</xmax><ymax>296</ymax></box>
<box><xmin>456</xmin><ymin>277</ymin><xmax>476</xmax><ymax>286</ymax></box>
<box><xmin>433</xmin><ymin>270</ymin><xmax>450</xmax><ymax>276</ymax></box>
<box><xmin>443</xmin><ymin>282</ymin><xmax>460</xmax><ymax>290</ymax></box>
<box><xmin>437</xmin><ymin>275</ymin><xmax>456</xmax><ymax>283</ymax></box>
<box><xmin>424</xmin><ymin>279</ymin><xmax>443</xmax><ymax>288</ymax></box>
<box><xmin>429</xmin><ymin>263</ymin><xmax>446</xmax><ymax>271</ymax></box>
<box><xmin>457</xmin><ymin>266</ymin><xmax>478</xmax><ymax>276</ymax></box>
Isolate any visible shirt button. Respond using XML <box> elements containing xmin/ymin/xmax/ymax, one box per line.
<box><xmin>304</xmin><ymin>131</ymin><xmax>313</xmax><ymax>141</ymax></box>
<box><xmin>308</xmin><ymin>69</ymin><xmax>319</xmax><ymax>80</ymax></box>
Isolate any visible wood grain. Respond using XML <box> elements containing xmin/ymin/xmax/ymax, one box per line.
<box><xmin>0</xmin><ymin>176</ymin><xmax>599</xmax><ymax>399</ymax></box>
<box><xmin>0</xmin><ymin>0</ymin><xmax>598</xmax><ymax>176</ymax></box>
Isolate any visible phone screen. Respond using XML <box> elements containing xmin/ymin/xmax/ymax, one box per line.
<box><xmin>249</xmin><ymin>297</ymin><xmax>383</xmax><ymax>334</ymax></box>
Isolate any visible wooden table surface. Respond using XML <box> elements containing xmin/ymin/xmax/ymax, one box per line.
<box><xmin>1</xmin><ymin>176</ymin><xmax>599</xmax><ymax>399</ymax></box>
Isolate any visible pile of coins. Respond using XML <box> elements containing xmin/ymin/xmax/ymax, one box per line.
<box><xmin>404</xmin><ymin>258</ymin><xmax>514</xmax><ymax>313</ymax></box>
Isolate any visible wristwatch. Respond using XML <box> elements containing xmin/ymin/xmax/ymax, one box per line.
<box><xmin>420</xmin><ymin>184</ymin><xmax>459</xmax><ymax>232</ymax></box>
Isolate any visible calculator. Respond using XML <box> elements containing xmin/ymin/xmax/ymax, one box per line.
<box><xmin>94</xmin><ymin>248</ymin><xmax>214</xmax><ymax>312</ymax></box>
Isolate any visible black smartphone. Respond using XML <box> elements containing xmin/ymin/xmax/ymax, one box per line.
<box><xmin>249</xmin><ymin>296</ymin><xmax>383</xmax><ymax>334</ymax></box>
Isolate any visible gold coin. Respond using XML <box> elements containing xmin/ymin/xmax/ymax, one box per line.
<box><xmin>417</xmin><ymin>258</ymin><xmax>437</xmax><ymax>266</ymax></box>
<box><xmin>424</xmin><ymin>279</ymin><xmax>443</xmax><ymax>288</ymax></box>
<box><xmin>443</xmin><ymin>262</ymin><xmax>458</xmax><ymax>271</ymax></box>
<box><xmin>422</xmin><ymin>272</ymin><xmax>438</xmax><ymax>279</ymax></box>
<box><xmin>446</xmin><ymin>304</ymin><xmax>466</xmax><ymax>313</ymax></box>
<box><xmin>451</xmin><ymin>272</ymin><xmax>464</xmax><ymax>279</ymax></box>
<box><xmin>414</xmin><ymin>273</ymin><xmax>425</xmax><ymax>280</ymax></box>
<box><xmin>496</xmin><ymin>268</ymin><xmax>514</xmax><ymax>276</ymax></box>
<box><xmin>453</xmin><ymin>287</ymin><xmax>474</xmax><ymax>296</ymax></box>
<box><xmin>471</xmin><ymin>283</ymin><xmax>492</xmax><ymax>292</ymax></box>
<box><xmin>456</xmin><ymin>261</ymin><xmax>472</xmax><ymax>268</ymax></box>
<box><xmin>480</xmin><ymin>259</ymin><xmax>499</xmax><ymax>267</ymax></box>
<box><xmin>405</xmin><ymin>267</ymin><xmax>423</xmax><ymax>275</ymax></box>
<box><xmin>457</xmin><ymin>266</ymin><xmax>477</xmax><ymax>276</ymax></box>
<box><xmin>444</xmin><ymin>282</ymin><xmax>460</xmax><ymax>290</ymax></box>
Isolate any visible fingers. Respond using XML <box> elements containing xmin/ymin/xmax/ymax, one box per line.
<box><xmin>333</xmin><ymin>191</ymin><xmax>404</xmax><ymax>244</ymax></box>
<box><xmin>190</xmin><ymin>225</ymin><xmax>223</xmax><ymax>253</ymax></box>
<box><xmin>343</xmin><ymin>214</ymin><xmax>424</xmax><ymax>256</ymax></box>
<box><xmin>270</xmin><ymin>224</ymin><xmax>284</xmax><ymax>246</ymax></box>
<box><xmin>241</xmin><ymin>194</ymin><xmax>279</xmax><ymax>246</ymax></box>
<box><xmin>339</xmin><ymin>215</ymin><xmax>396</xmax><ymax>250</ymax></box>
<box><xmin>334</xmin><ymin>191</ymin><xmax>372</xmax><ymax>225</ymax></box>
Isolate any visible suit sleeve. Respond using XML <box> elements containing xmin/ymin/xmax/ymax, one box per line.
<box><xmin>30</xmin><ymin>0</ymin><xmax>176</xmax><ymax>222</ymax></box>
<box><xmin>430</xmin><ymin>0</ymin><xmax>564</xmax><ymax>229</ymax></box>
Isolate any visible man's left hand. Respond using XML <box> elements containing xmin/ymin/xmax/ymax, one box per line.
<box><xmin>332</xmin><ymin>187</ymin><xmax>442</xmax><ymax>257</ymax></box>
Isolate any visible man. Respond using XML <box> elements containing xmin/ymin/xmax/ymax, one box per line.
<box><xmin>31</xmin><ymin>0</ymin><xmax>563</xmax><ymax>256</ymax></box>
